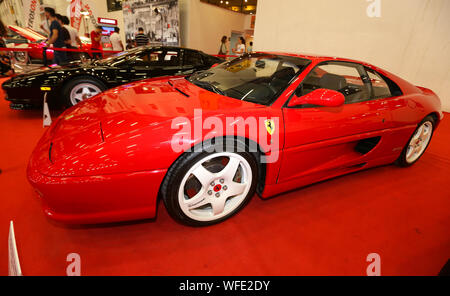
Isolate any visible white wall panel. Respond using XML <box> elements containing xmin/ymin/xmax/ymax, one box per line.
<box><xmin>254</xmin><ymin>0</ymin><xmax>450</xmax><ymax>111</ymax></box>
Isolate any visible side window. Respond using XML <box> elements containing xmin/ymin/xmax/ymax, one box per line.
<box><xmin>162</xmin><ymin>50</ymin><xmax>180</xmax><ymax>66</ymax></box>
<box><xmin>366</xmin><ymin>69</ymin><xmax>391</xmax><ymax>98</ymax></box>
<box><xmin>184</xmin><ymin>50</ymin><xmax>204</xmax><ymax>67</ymax></box>
<box><xmin>132</xmin><ymin>51</ymin><xmax>152</xmax><ymax>66</ymax></box>
<box><xmin>135</xmin><ymin>50</ymin><xmax>180</xmax><ymax>66</ymax></box>
<box><xmin>366</xmin><ymin>68</ymin><xmax>402</xmax><ymax>98</ymax></box>
<box><xmin>300</xmin><ymin>63</ymin><xmax>370</xmax><ymax>104</ymax></box>
<box><xmin>146</xmin><ymin>50</ymin><xmax>166</xmax><ymax>66</ymax></box>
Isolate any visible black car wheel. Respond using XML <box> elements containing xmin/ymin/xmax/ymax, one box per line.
<box><xmin>62</xmin><ymin>76</ymin><xmax>107</xmax><ymax>108</ymax></box>
<box><xmin>161</xmin><ymin>141</ymin><xmax>258</xmax><ymax>226</ymax></box>
<box><xmin>396</xmin><ymin>115</ymin><xmax>435</xmax><ymax>167</ymax></box>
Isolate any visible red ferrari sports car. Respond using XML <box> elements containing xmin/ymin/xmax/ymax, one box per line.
<box><xmin>27</xmin><ymin>52</ymin><xmax>443</xmax><ymax>226</ymax></box>
<box><xmin>5</xmin><ymin>25</ymin><xmax>55</xmax><ymax>62</ymax></box>
<box><xmin>6</xmin><ymin>25</ymin><xmax>110</xmax><ymax>63</ymax></box>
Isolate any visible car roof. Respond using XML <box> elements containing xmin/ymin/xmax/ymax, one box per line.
<box><xmin>138</xmin><ymin>45</ymin><xmax>217</xmax><ymax>56</ymax></box>
<box><xmin>258</xmin><ymin>51</ymin><xmax>376</xmax><ymax>68</ymax></box>
<box><xmin>141</xmin><ymin>45</ymin><xmax>200</xmax><ymax>52</ymax></box>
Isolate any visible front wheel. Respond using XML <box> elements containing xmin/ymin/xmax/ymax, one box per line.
<box><xmin>62</xmin><ymin>77</ymin><xmax>106</xmax><ymax>108</ymax></box>
<box><xmin>161</xmin><ymin>147</ymin><xmax>258</xmax><ymax>226</ymax></box>
<box><xmin>396</xmin><ymin>116</ymin><xmax>435</xmax><ymax>167</ymax></box>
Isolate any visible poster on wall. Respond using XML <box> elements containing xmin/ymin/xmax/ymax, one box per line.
<box><xmin>122</xmin><ymin>0</ymin><xmax>180</xmax><ymax>46</ymax></box>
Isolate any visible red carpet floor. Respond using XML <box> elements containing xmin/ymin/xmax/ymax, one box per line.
<box><xmin>0</xmin><ymin>77</ymin><xmax>449</xmax><ymax>275</ymax></box>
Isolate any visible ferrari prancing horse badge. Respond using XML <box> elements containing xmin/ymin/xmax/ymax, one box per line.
<box><xmin>265</xmin><ymin>119</ymin><xmax>275</xmax><ymax>135</ymax></box>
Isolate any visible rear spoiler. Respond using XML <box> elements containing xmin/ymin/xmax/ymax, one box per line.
<box><xmin>416</xmin><ymin>86</ymin><xmax>436</xmax><ymax>96</ymax></box>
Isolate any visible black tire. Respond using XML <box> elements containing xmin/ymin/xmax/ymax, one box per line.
<box><xmin>14</xmin><ymin>51</ymin><xmax>28</xmax><ymax>63</ymax></box>
<box><xmin>396</xmin><ymin>115</ymin><xmax>436</xmax><ymax>167</ymax></box>
<box><xmin>161</xmin><ymin>141</ymin><xmax>259</xmax><ymax>226</ymax></box>
<box><xmin>62</xmin><ymin>76</ymin><xmax>107</xmax><ymax>108</ymax></box>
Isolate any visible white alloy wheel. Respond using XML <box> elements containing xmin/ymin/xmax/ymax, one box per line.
<box><xmin>69</xmin><ymin>83</ymin><xmax>102</xmax><ymax>105</ymax></box>
<box><xmin>406</xmin><ymin>121</ymin><xmax>433</xmax><ymax>164</ymax></box>
<box><xmin>177</xmin><ymin>152</ymin><xmax>253</xmax><ymax>222</ymax></box>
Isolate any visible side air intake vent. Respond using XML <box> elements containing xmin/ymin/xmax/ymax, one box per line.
<box><xmin>354</xmin><ymin>136</ymin><xmax>381</xmax><ymax>155</ymax></box>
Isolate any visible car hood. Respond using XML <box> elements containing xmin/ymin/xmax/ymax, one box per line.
<box><xmin>43</xmin><ymin>77</ymin><xmax>265</xmax><ymax>176</ymax></box>
<box><xmin>3</xmin><ymin>61</ymin><xmax>101</xmax><ymax>85</ymax></box>
<box><xmin>54</xmin><ymin>77</ymin><xmax>263</xmax><ymax>135</ymax></box>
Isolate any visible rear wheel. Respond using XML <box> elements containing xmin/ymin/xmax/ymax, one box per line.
<box><xmin>14</xmin><ymin>51</ymin><xmax>28</xmax><ymax>63</ymax></box>
<box><xmin>62</xmin><ymin>77</ymin><xmax>106</xmax><ymax>108</ymax></box>
<box><xmin>396</xmin><ymin>116</ymin><xmax>435</xmax><ymax>167</ymax></box>
<box><xmin>161</xmin><ymin>144</ymin><xmax>258</xmax><ymax>226</ymax></box>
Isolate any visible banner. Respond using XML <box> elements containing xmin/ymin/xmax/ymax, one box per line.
<box><xmin>83</xmin><ymin>1</ymin><xmax>99</xmax><ymax>28</ymax></box>
<box><xmin>69</xmin><ymin>0</ymin><xmax>99</xmax><ymax>32</ymax></box>
<box><xmin>69</xmin><ymin>0</ymin><xmax>83</xmax><ymax>31</ymax></box>
<box><xmin>23</xmin><ymin>0</ymin><xmax>40</xmax><ymax>31</ymax></box>
<box><xmin>123</xmin><ymin>0</ymin><xmax>180</xmax><ymax>46</ymax></box>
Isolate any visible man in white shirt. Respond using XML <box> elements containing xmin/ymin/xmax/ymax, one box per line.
<box><xmin>110</xmin><ymin>27</ymin><xmax>124</xmax><ymax>52</ymax></box>
<box><xmin>40</xmin><ymin>19</ymin><xmax>50</xmax><ymax>36</ymax></box>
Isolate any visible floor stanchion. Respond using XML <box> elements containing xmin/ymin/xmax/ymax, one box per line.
<box><xmin>43</xmin><ymin>92</ymin><xmax>52</xmax><ymax>127</ymax></box>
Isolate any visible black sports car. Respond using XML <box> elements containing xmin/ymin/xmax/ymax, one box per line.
<box><xmin>2</xmin><ymin>46</ymin><xmax>223</xmax><ymax>109</ymax></box>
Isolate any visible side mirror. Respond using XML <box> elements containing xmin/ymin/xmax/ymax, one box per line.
<box><xmin>288</xmin><ymin>88</ymin><xmax>345</xmax><ymax>108</ymax></box>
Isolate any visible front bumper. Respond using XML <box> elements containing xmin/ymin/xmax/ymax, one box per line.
<box><xmin>27</xmin><ymin>132</ymin><xmax>167</xmax><ymax>224</ymax></box>
<box><xmin>2</xmin><ymin>82</ymin><xmax>45</xmax><ymax>109</ymax></box>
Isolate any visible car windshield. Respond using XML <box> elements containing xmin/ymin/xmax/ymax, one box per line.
<box><xmin>186</xmin><ymin>53</ymin><xmax>311</xmax><ymax>105</ymax></box>
<box><xmin>93</xmin><ymin>47</ymin><xmax>143</xmax><ymax>66</ymax></box>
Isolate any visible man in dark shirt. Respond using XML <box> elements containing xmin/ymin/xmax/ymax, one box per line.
<box><xmin>55</xmin><ymin>14</ymin><xmax>74</xmax><ymax>60</ymax></box>
<box><xmin>45</xmin><ymin>7</ymin><xmax>67</xmax><ymax>65</ymax></box>
<box><xmin>90</xmin><ymin>26</ymin><xmax>103</xmax><ymax>60</ymax></box>
<box><xmin>135</xmin><ymin>27</ymin><xmax>149</xmax><ymax>47</ymax></box>
<box><xmin>56</xmin><ymin>14</ymin><xmax>71</xmax><ymax>46</ymax></box>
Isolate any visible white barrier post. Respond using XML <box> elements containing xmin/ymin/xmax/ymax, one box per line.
<box><xmin>43</xmin><ymin>92</ymin><xmax>52</xmax><ymax>127</ymax></box>
<box><xmin>8</xmin><ymin>221</ymin><xmax>23</xmax><ymax>276</ymax></box>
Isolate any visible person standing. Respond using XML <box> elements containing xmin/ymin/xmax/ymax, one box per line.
<box><xmin>126</xmin><ymin>39</ymin><xmax>134</xmax><ymax>50</ymax></box>
<box><xmin>60</xmin><ymin>15</ymin><xmax>82</xmax><ymax>61</ymax></box>
<box><xmin>109</xmin><ymin>27</ymin><xmax>124</xmax><ymax>52</ymax></box>
<box><xmin>218</xmin><ymin>36</ymin><xmax>228</xmax><ymax>56</ymax></box>
<box><xmin>40</xmin><ymin>9</ymin><xmax>50</xmax><ymax>37</ymax></box>
<box><xmin>90</xmin><ymin>25</ymin><xmax>103</xmax><ymax>60</ymax></box>
<box><xmin>55</xmin><ymin>14</ymin><xmax>71</xmax><ymax>48</ymax></box>
<box><xmin>232</xmin><ymin>37</ymin><xmax>246</xmax><ymax>56</ymax></box>
<box><xmin>62</xmin><ymin>16</ymin><xmax>82</xmax><ymax>49</ymax></box>
<box><xmin>0</xmin><ymin>18</ymin><xmax>13</xmax><ymax>76</ymax></box>
<box><xmin>135</xmin><ymin>27</ymin><xmax>149</xmax><ymax>47</ymax></box>
<box><xmin>247</xmin><ymin>41</ymin><xmax>253</xmax><ymax>53</ymax></box>
<box><xmin>45</xmin><ymin>7</ymin><xmax>67</xmax><ymax>65</ymax></box>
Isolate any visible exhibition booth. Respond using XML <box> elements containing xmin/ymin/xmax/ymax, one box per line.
<box><xmin>0</xmin><ymin>0</ymin><xmax>449</xmax><ymax>278</ymax></box>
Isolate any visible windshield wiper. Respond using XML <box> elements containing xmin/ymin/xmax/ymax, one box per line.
<box><xmin>193</xmin><ymin>80</ymin><xmax>225</xmax><ymax>96</ymax></box>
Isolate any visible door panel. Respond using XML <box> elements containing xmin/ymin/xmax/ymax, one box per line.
<box><xmin>278</xmin><ymin>61</ymin><xmax>392</xmax><ymax>184</ymax></box>
<box><xmin>279</xmin><ymin>100</ymin><xmax>391</xmax><ymax>183</ymax></box>
<box><xmin>284</xmin><ymin>100</ymin><xmax>391</xmax><ymax>148</ymax></box>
